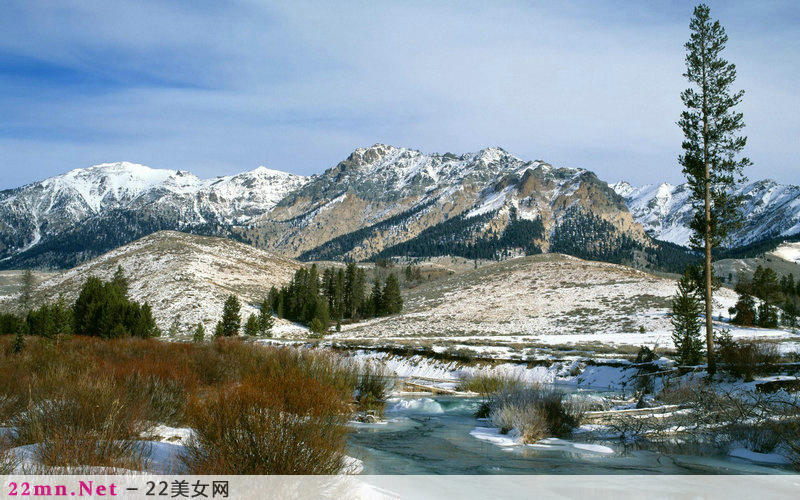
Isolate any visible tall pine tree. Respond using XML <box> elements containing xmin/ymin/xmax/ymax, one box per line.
<box><xmin>679</xmin><ymin>4</ymin><xmax>749</xmax><ymax>374</ymax></box>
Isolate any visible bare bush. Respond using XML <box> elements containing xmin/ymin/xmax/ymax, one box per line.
<box><xmin>12</xmin><ymin>375</ymin><xmax>149</xmax><ymax>472</ymax></box>
<box><xmin>487</xmin><ymin>385</ymin><xmax>582</xmax><ymax>443</ymax></box>
<box><xmin>182</xmin><ymin>376</ymin><xmax>350</xmax><ymax>474</ymax></box>
<box><xmin>0</xmin><ymin>335</ymin><xmax>363</xmax><ymax>474</ymax></box>
<box><xmin>356</xmin><ymin>361</ymin><xmax>392</xmax><ymax>414</ymax></box>
<box><xmin>716</xmin><ymin>334</ymin><xmax>781</xmax><ymax>381</ymax></box>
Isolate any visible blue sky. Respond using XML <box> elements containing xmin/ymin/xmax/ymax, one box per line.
<box><xmin>0</xmin><ymin>0</ymin><xmax>797</xmax><ymax>189</ymax></box>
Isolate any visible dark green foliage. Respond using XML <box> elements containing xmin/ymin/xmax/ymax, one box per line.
<box><xmin>12</xmin><ymin>323</ymin><xmax>27</xmax><ymax>353</ymax></box>
<box><xmin>0</xmin><ymin>313</ymin><xmax>23</xmax><ymax>335</ymax></box>
<box><xmin>730</xmin><ymin>293</ymin><xmax>756</xmax><ymax>326</ymax></box>
<box><xmin>72</xmin><ymin>273</ymin><xmax>159</xmax><ymax>338</ymax></box>
<box><xmin>193</xmin><ymin>323</ymin><xmax>205</xmax><ymax>343</ymax></box>
<box><xmin>243</xmin><ymin>314</ymin><xmax>260</xmax><ymax>336</ymax></box>
<box><xmin>216</xmin><ymin>295</ymin><xmax>241</xmax><ymax>337</ymax></box>
<box><xmin>670</xmin><ymin>271</ymin><xmax>704</xmax><ymax>365</ymax></box>
<box><xmin>732</xmin><ymin>265</ymin><xmax>800</xmax><ymax>328</ymax></box>
<box><xmin>269</xmin><ymin>264</ymin><xmax>403</xmax><ymax>331</ymax></box>
<box><xmin>258</xmin><ymin>298</ymin><xmax>274</xmax><ymax>337</ymax></box>
<box><xmin>550</xmin><ymin>207</ymin><xmax>640</xmax><ymax>265</ymax></box>
<box><xmin>368</xmin><ymin>277</ymin><xmax>383</xmax><ymax>317</ymax></box>
<box><xmin>374</xmin><ymin>211</ymin><xmax>544</xmax><ymax>261</ymax></box>
<box><xmin>308</xmin><ymin>318</ymin><xmax>325</xmax><ymax>337</ymax></box>
<box><xmin>645</xmin><ymin>240</ymin><xmax>701</xmax><ymax>274</ymax></box>
<box><xmin>25</xmin><ymin>294</ymin><xmax>73</xmax><ymax>339</ymax></box>
<box><xmin>782</xmin><ymin>300</ymin><xmax>798</xmax><ymax>328</ymax></box>
<box><xmin>382</xmin><ymin>273</ymin><xmax>403</xmax><ymax>314</ymax></box>
<box><xmin>757</xmin><ymin>302</ymin><xmax>778</xmax><ymax>328</ymax></box>
<box><xmin>112</xmin><ymin>265</ymin><xmax>129</xmax><ymax>296</ymax></box>
<box><xmin>0</xmin><ymin>211</ymin><xmax>233</xmax><ymax>270</ymax></box>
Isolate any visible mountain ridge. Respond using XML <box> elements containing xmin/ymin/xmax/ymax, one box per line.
<box><xmin>612</xmin><ymin>179</ymin><xmax>800</xmax><ymax>248</ymax></box>
<box><xmin>1</xmin><ymin>145</ymin><xmax>797</xmax><ymax>270</ymax></box>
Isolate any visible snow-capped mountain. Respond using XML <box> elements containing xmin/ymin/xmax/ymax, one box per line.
<box><xmin>252</xmin><ymin>144</ymin><xmax>646</xmax><ymax>262</ymax></box>
<box><xmin>0</xmin><ymin>145</ymin><xmax>650</xmax><ymax>269</ymax></box>
<box><xmin>0</xmin><ymin>162</ymin><xmax>308</xmax><ymax>268</ymax></box>
<box><xmin>611</xmin><ymin>179</ymin><xmax>800</xmax><ymax>248</ymax></box>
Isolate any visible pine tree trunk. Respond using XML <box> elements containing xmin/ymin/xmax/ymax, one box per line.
<box><xmin>702</xmin><ymin>53</ymin><xmax>716</xmax><ymax>375</ymax></box>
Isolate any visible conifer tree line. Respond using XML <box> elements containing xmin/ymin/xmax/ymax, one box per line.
<box><xmin>729</xmin><ymin>266</ymin><xmax>799</xmax><ymax>328</ymax></box>
<box><xmin>0</xmin><ymin>266</ymin><xmax>160</xmax><ymax>340</ymax></box>
<box><xmin>268</xmin><ymin>263</ymin><xmax>403</xmax><ymax>333</ymax></box>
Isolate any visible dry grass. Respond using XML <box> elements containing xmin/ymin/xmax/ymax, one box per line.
<box><xmin>484</xmin><ymin>384</ymin><xmax>583</xmax><ymax>443</ymax></box>
<box><xmin>0</xmin><ymin>335</ymin><xmax>363</xmax><ymax>474</ymax></box>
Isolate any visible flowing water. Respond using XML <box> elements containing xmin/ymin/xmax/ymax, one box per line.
<box><xmin>347</xmin><ymin>393</ymin><xmax>795</xmax><ymax>475</ymax></box>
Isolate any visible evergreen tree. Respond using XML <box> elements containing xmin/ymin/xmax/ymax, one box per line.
<box><xmin>731</xmin><ymin>292</ymin><xmax>756</xmax><ymax>326</ymax></box>
<box><xmin>309</xmin><ymin>317</ymin><xmax>326</xmax><ymax>337</ymax></box>
<box><xmin>382</xmin><ymin>273</ymin><xmax>403</xmax><ymax>314</ymax></box>
<box><xmin>757</xmin><ymin>301</ymin><xmax>778</xmax><ymax>328</ymax></box>
<box><xmin>258</xmin><ymin>297</ymin><xmax>274</xmax><ymax>337</ymax></box>
<box><xmin>244</xmin><ymin>313</ymin><xmax>260</xmax><ymax>336</ymax></box>
<box><xmin>219</xmin><ymin>295</ymin><xmax>241</xmax><ymax>337</ymax></box>
<box><xmin>12</xmin><ymin>322</ymin><xmax>27</xmax><ymax>353</ymax></box>
<box><xmin>670</xmin><ymin>271</ymin><xmax>704</xmax><ymax>365</ymax></box>
<box><xmin>193</xmin><ymin>322</ymin><xmax>205</xmax><ymax>343</ymax></box>
<box><xmin>112</xmin><ymin>265</ymin><xmax>129</xmax><ymax>296</ymax></box>
<box><xmin>369</xmin><ymin>276</ymin><xmax>384</xmax><ymax>317</ymax></box>
<box><xmin>19</xmin><ymin>269</ymin><xmax>35</xmax><ymax>313</ymax></box>
<box><xmin>678</xmin><ymin>4</ymin><xmax>750</xmax><ymax>374</ymax></box>
<box><xmin>344</xmin><ymin>263</ymin><xmax>357</xmax><ymax>318</ymax></box>
<box><xmin>214</xmin><ymin>321</ymin><xmax>225</xmax><ymax>338</ymax></box>
<box><xmin>168</xmin><ymin>319</ymin><xmax>180</xmax><ymax>338</ymax></box>
<box><xmin>353</xmin><ymin>267</ymin><xmax>366</xmax><ymax>319</ymax></box>
<box><xmin>52</xmin><ymin>293</ymin><xmax>73</xmax><ymax>338</ymax></box>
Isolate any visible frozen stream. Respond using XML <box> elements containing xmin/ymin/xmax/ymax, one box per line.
<box><xmin>347</xmin><ymin>393</ymin><xmax>796</xmax><ymax>475</ymax></box>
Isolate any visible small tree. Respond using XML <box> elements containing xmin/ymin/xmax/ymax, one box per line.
<box><xmin>258</xmin><ymin>298</ymin><xmax>274</xmax><ymax>337</ymax></box>
<box><xmin>193</xmin><ymin>323</ymin><xmax>205</xmax><ymax>343</ymax></box>
<box><xmin>214</xmin><ymin>321</ymin><xmax>225</xmax><ymax>338</ymax></box>
<box><xmin>244</xmin><ymin>314</ymin><xmax>260</xmax><ymax>337</ymax></box>
<box><xmin>671</xmin><ymin>271</ymin><xmax>705</xmax><ymax>365</ymax></box>
<box><xmin>112</xmin><ymin>265</ymin><xmax>129</xmax><ymax>296</ymax></box>
<box><xmin>382</xmin><ymin>273</ymin><xmax>403</xmax><ymax>314</ymax></box>
<box><xmin>12</xmin><ymin>322</ymin><xmax>27</xmax><ymax>353</ymax></box>
<box><xmin>218</xmin><ymin>295</ymin><xmax>241</xmax><ymax>337</ymax></box>
<box><xmin>369</xmin><ymin>277</ymin><xmax>384</xmax><ymax>317</ymax></box>
<box><xmin>19</xmin><ymin>269</ymin><xmax>34</xmax><ymax>313</ymax></box>
<box><xmin>731</xmin><ymin>292</ymin><xmax>756</xmax><ymax>326</ymax></box>
<box><xmin>168</xmin><ymin>319</ymin><xmax>180</xmax><ymax>338</ymax></box>
<box><xmin>52</xmin><ymin>293</ymin><xmax>72</xmax><ymax>339</ymax></box>
<box><xmin>309</xmin><ymin>317</ymin><xmax>326</xmax><ymax>337</ymax></box>
<box><xmin>757</xmin><ymin>301</ymin><xmax>778</xmax><ymax>328</ymax></box>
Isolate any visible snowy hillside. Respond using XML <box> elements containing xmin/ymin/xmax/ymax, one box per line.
<box><xmin>11</xmin><ymin>231</ymin><xmax>306</xmax><ymax>336</ymax></box>
<box><xmin>771</xmin><ymin>242</ymin><xmax>800</xmax><ymax>264</ymax></box>
<box><xmin>612</xmin><ymin>179</ymin><xmax>800</xmax><ymax>247</ymax></box>
<box><xmin>334</xmin><ymin>254</ymin><xmax>793</xmax><ymax>349</ymax></box>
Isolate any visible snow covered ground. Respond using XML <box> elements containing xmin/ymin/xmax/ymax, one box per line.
<box><xmin>333</xmin><ymin>254</ymin><xmax>798</xmax><ymax>352</ymax></box>
<box><xmin>772</xmin><ymin>242</ymin><xmax>800</xmax><ymax>264</ymax></box>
